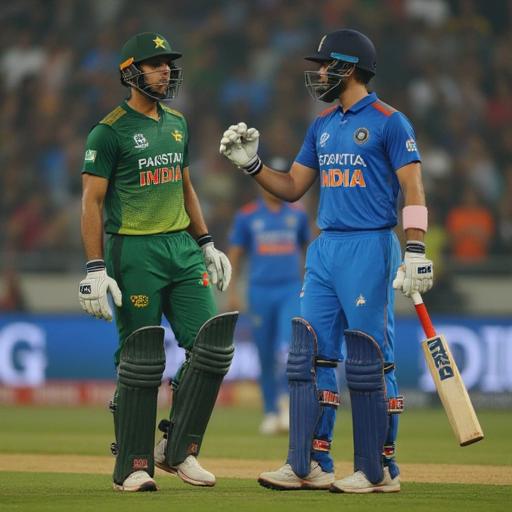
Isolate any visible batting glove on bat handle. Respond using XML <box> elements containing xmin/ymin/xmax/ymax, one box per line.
<box><xmin>392</xmin><ymin>241</ymin><xmax>434</xmax><ymax>297</ymax></box>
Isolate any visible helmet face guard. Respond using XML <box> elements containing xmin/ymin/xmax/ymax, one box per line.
<box><xmin>121</xmin><ymin>60</ymin><xmax>183</xmax><ymax>102</ymax></box>
<box><xmin>304</xmin><ymin>60</ymin><xmax>355</xmax><ymax>103</ymax></box>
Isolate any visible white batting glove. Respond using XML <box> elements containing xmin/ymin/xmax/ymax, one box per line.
<box><xmin>392</xmin><ymin>242</ymin><xmax>434</xmax><ymax>297</ymax></box>
<box><xmin>79</xmin><ymin>260</ymin><xmax>122</xmax><ymax>321</ymax></box>
<box><xmin>219</xmin><ymin>122</ymin><xmax>262</xmax><ymax>175</ymax></box>
<box><xmin>197</xmin><ymin>235</ymin><xmax>232</xmax><ymax>292</ymax></box>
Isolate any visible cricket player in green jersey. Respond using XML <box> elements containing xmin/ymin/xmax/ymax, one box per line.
<box><xmin>78</xmin><ymin>32</ymin><xmax>237</xmax><ymax>492</ymax></box>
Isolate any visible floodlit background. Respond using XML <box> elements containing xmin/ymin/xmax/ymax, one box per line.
<box><xmin>0</xmin><ymin>0</ymin><xmax>511</xmax><ymax>405</ymax></box>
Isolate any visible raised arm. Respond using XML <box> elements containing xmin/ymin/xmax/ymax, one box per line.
<box><xmin>219</xmin><ymin>122</ymin><xmax>317</xmax><ymax>202</ymax></box>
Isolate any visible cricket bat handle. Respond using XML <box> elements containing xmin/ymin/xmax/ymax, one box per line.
<box><xmin>411</xmin><ymin>291</ymin><xmax>436</xmax><ymax>338</ymax></box>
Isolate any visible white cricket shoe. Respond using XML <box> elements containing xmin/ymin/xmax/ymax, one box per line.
<box><xmin>154</xmin><ymin>438</ymin><xmax>216</xmax><ymax>487</ymax></box>
<box><xmin>259</xmin><ymin>413</ymin><xmax>280</xmax><ymax>435</ymax></box>
<box><xmin>258</xmin><ymin>461</ymin><xmax>334</xmax><ymax>490</ymax></box>
<box><xmin>112</xmin><ymin>470</ymin><xmax>157</xmax><ymax>492</ymax></box>
<box><xmin>330</xmin><ymin>467</ymin><xmax>400</xmax><ymax>494</ymax></box>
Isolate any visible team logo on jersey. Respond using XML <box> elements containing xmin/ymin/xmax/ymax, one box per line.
<box><xmin>133</xmin><ymin>133</ymin><xmax>148</xmax><ymax>149</ymax></box>
<box><xmin>406</xmin><ymin>138</ymin><xmax>417</xmax><ymax>152</ymax></box>
<box><xmin>319</xmin><ymin>132</ymin><xmax>330</xmax><ymax>147</ymax></box>
<box><xmin>130</xmin><ymin>295</ymin><xmax>149</xmax><ymax>308</ymax></box>
<box><xmin>84</xmin><ymin>149</ymin><xmax>97</xmax><ymax>162</ymax></box>
<box><xmin>353</xmin><ymin>127</ymin><xmax>369</xmax><ymax>145</ymax></box>
<box><xmin>171</xmin><ymin>129</ymin><xmax>183</xmax><ymax>142</ymax></box>
<box><xmin>356</xmin><ymin>294</ymin><xmax>366</xmax><ymax>306</ymax></box>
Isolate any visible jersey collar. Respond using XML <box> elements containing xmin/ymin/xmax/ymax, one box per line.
<box><xmin>123</xmin><ymin>100</ymin><xmax>164</xmax><ymax>122</ymax></box>
<box><xmin>343</xmin><ymin>91</ymin><xmax>377</xmax><ymax>114</ymax></box>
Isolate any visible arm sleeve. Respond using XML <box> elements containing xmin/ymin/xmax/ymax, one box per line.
<box><xmin>294</xmin><ymin>120</ymin><xmax>319</xmax><ymax>170</ymax></box>
<box><xmin>229</xmin><ymin>212</ymin><xmax>250</xmax><ymax>249</ymax></box>
<box><xmin>82</xmin><ymin>124</ymin><xmax>119</xmax><ymax>179</ymax></box>
<box><xmin>383</xmin><ymin>112</ymin><xmax>422</xmax><ymax>171</ymax></box>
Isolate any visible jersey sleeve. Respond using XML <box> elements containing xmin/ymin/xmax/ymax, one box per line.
<box><xmin>82</xmin><ymin>124</ymin><xmax>119</xmax><ymax>179</ymax></box>
<box><xmin>383</xmin><ymin>112</ymin><xmax>421</xmax><ymax>171</ymax></box>
<box><xmin>229</xmin><ymin>212</ymin><xmax>250</xmax><ymax>249</ymax></box>
<box><xmin>294</xmin><ymin>119</ymin><xmax>319</xmax><ymax>170</ymax></box>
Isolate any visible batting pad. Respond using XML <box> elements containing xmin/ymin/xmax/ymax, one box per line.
<box><xmin>164</xmin><ymin>312</ymin><xmax>237</xmax><ymax>466</ymax></box>
<box><xmin>286</xmin><ymin>317</ymin><xmax>322</xmax><ymax>478</ymax></box>
<box><xmin>112</xmin><ymin>326</ymin><xmax>165</xmax><ymax>485</ymax></box>
<box><xmin>345</xmin><ymin>329</ymin><xmax>388</xmax><ymax>484</ymax></box>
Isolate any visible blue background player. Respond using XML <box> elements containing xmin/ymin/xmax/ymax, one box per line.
<box><xmin>220</xmin><ymin>28</ymin><xmax>434</xmax><ymax>493</ymax></box>
<box><xmin>228</xmin><ymin>186</ymin><xmax>310</xmax><ymax>434</ymax></box>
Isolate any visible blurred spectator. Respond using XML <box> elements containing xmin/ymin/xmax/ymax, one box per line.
<box><xmin>0</xmin><ymin>268</ymin><xmax>26</xmax><ymax>312</ymax></box>
<box><xmin>0</xmin><ymin>0</ymin><xmax>510</xmax><ymax>278</ymax></box>
<box><xmin>446</xmin><ymin>186</ymin><xmax>495</xmax><ymax>264</ymax></box>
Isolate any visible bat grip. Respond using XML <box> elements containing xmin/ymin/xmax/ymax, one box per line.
<box><xmin>411</xmin><ymin>291</ymin><xmax>436</xmax><ymax>338</ymax></box>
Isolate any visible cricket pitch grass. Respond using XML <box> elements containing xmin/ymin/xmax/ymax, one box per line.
<box><xmin>0</xmin><ymin>401</ymin><xmax>510</xmax><ymax>511</ymax></box>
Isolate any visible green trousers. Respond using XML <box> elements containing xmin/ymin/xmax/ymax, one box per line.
<box><xmin>105</xmin><ymin>231</ymin><xmax>217</xmax><ymax>365</ymax></box>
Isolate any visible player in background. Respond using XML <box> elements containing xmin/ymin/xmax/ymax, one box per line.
<box><xmin>220</xmin><ymin>29</ymin><xmax>433</xmax><ymax>493</ymax></box>
<box><xmin>227</xmin><ymin>176</ymin><xmax>310</xmax><ymax>435</ymax></box>
<box><xmin>78</xmin><ymin>32</ymin><xmax>235</xmax><ymax>492</ymax></box>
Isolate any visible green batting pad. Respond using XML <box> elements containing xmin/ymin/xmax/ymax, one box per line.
<box><xmin>164</xmin><ymin>312</ymin><xmax>237</xmax><ymax>466</ymax></box>
<box><xmin>112</xmin><ymin>326</ymin><xmax>165</xmax><ymax>484</ymax></box>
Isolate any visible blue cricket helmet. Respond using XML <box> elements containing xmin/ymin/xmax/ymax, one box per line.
<box><xmin>305</xmin><ymin>29</ymin><xmax>376</xmax><ymax>76</ymax></box>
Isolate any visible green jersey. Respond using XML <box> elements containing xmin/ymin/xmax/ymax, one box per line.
<box><xmin>82</xmin><ymin>101</ymin><xmax>190</xmax><ymax>235</ymax></box>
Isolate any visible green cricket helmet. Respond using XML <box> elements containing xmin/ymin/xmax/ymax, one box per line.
<box><xmin>119</xmin><ymin>32</ymin><xmax>183</xmax><ymax>101</ymax></box>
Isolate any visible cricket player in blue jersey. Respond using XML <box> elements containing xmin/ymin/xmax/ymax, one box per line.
<box><xmin>219</xmin><ymin>29</ymin><xmax>433</xmax><ymax>493</ymax></box>
<box><xmin>227</xmin><ymin>188</ymin><xmax>310</xmax><ymax>434</ymax></box>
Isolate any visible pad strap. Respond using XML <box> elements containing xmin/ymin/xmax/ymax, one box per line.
<box><xmin>319</xmin><ymin>390</ymin><xmax>340</xmax><ymax>407</ymax></box>
<box><xmin>388</xmin><ymin>396</ymin><xmax>404</xmax><ymax>414</ymax></box>
<box><xmin>312</xmin><ymin>439</ymin><xmax>331</xmax><ymax>452</ymax></box>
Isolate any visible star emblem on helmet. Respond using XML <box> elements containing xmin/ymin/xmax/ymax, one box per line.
<box><xmin>153</xmin><ymin>36</ymin><xmax>165</xmax><ymax>49</ymax></box>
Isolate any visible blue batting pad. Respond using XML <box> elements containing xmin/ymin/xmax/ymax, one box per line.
<box><xmin>345</xmin><ymin>329</ymin><xmax>388</xmax><ymax>484</ymax></box>
<box><xmin>286</xmin><ymin>317</ymin><xmax>322</xmax><ymax>478</ymax></box>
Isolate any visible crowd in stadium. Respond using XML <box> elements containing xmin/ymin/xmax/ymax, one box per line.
<box><xmin>1</xmin><ymin>0</ymin><xmax>511</xmax><ymax>273</ymax></box>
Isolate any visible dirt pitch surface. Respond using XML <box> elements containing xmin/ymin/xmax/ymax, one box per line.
<box><xmin>1</xmin><ymin>454</ymin><xmax>510</xmax><ymax>485</ymax></box>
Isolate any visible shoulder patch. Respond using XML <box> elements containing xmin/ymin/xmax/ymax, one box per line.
<box><xmin>160</xmin><ymin>104</ymin><xmax>184</xmax><ymax>119</ymax></box>
<box><xmin>371</xmin><ymin>100</ymin><xmax>397</xmax><ymax>117</ymax></box>
<box><xmin>317</xmin><ymin>105</ymin><xmax>338</xmax><ymax>118</ymax></box>
<box><xmin>240</xmin><ymin>201</ymin><xmax>259</xmax><ymax>215</ymax></box>
<box><xmin>100</xmin><ymin>106</ymin><xmax>127</xmax><ymax>126</ymax></box>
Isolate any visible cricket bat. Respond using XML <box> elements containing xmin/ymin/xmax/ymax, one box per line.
<box><xmin>411</xmin><ymin>292</ymin><xmax>484</xmax><ymax>446</ymax></box>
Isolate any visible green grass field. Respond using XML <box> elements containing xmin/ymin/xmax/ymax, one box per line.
<box><xmin>0</xmin><ymin>405</ymin><xmax>511</xmax><ymax>511</ymax></box>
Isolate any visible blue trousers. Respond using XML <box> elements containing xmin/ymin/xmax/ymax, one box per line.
<box><xmin>300</xmin><ymin>230</ymin><xmax>401</xmax><ymax>472</ymax></box>
<box><xmin>249</xmin><ymin>281</ymin><xmax>302</xmax><ymax>413</ymax></box>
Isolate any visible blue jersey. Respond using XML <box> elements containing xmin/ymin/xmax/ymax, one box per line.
<box><xmin>229</xmin><ymin>199</ymin><xmax>310</xmax><ymax>285</ymax></box>
<box><xmin>295</xmin><ymin>92</ymin><xmax>421</xmax><ymax>231</ymax></box>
